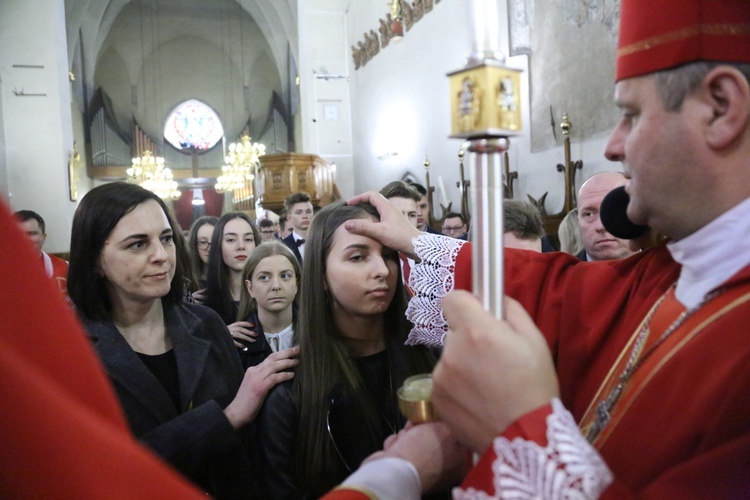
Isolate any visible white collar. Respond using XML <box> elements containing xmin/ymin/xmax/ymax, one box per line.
<box><xmin>42</xmin><ymin>251</ymin><xmax>53</xmax><ymax>278</ymax></box>
<box><xmin>292</xmin><ymin>231</ymin><xmax>306</xmax><ymax>243</ymax></box>
<box><xmin>668</xmin><ymin>197</ymin><xmax>750</xmax><ymax>308</ymax></box>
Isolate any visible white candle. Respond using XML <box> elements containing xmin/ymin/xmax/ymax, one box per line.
<box><xmin>438</xmin><ymin>176</ymin><xmax>449</xmax><ymax>207</ymax></box>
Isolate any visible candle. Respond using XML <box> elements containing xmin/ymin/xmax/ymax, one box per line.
<box><xmin>438</xmin><ymin>176</ymin><xmax>449</xmax><ymax>207</ymax></box>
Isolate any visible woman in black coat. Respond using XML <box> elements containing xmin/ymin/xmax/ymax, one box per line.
<box><xmin>68</xmin><ymin>182</ymin><xmax>298</xmax><ymax>497</ymax></box>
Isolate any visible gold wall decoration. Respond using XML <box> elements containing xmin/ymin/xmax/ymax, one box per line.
<box><xmin>352</xmin><ymin>0</ymin><xmax>445</xmax><ymax>70</ymax></box>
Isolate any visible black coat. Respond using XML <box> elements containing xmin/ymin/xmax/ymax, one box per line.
<box><xmin>236</xmin><ymin>308</ymin><xmax>298</xmax><ymax>370</ymax></box>
<box><xmin>236</xmin><ymin>310</ymin><xmax>273</xmax><ymax>370</ymax></box>
<box><xmin>281</xmin><ymin>233</ymin><xmax>303</xmax><ymax>264</ymax></box>
<box><xmin>256</xmin><ymin>350</ymin><xmax>405</xmax><ymax>499</ymax></box>
<box><xmin>81</xmin><ymin>302</ymin><xmax>258</xmax><ymax>498</ymax></box>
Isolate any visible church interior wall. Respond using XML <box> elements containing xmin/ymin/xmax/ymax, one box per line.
<box><xmin>0</xmin><ymin>0</ymin><xmax>77</xmax><ymax>253</ymax></box>
<box><xmin>345</xmin><ymin>0</ymin><xmax>623</xmax><ymax>216</ymax></box>
<box><xmin>0</xmin><ymin>0</ymin><xmax>627</xmax><ymax>253</ymax></box>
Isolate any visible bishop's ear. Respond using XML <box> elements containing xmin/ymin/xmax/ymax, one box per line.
<box><xmin>704</xmin><ymin>66</ymin><xmax>750</xmax><ymax>150</ymax></box>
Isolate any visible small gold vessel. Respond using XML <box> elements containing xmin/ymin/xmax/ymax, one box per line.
<box><xmin>397</xmin><ymin>373</ymin><xmax>436</xmax><ymax>424</ymax></box>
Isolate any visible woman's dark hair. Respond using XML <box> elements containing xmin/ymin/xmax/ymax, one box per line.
<box><xmin>293</xmin><ymin>201</ymin><xmax>435</xmax><ymax>493</ymax></box>
<box><xmin>204</xmin><ymin>212</ymin><xmax>260</xmax><ymax>323</ymax></box>
<box><xmin>237</xmin><ymin>240</ymin><xmax>301</xmax><ymax>321</ymax></box>
<box><xmin>187</xmin><ymin>215</ymin><xmax>219</xmax><ymax>288</ymax></box>
<box><xmin>68</xmin><ymin>182</ymin><xmax>186</xmax><ymax>321</ymax></box>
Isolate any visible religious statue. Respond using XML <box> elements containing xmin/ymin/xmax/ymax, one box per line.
<box><xmin>457</xmin><ymin>77</ymin><xmax>482</xmax><ymax>132</ymax></box>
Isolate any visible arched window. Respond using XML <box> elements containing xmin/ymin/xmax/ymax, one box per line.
<box><xmin>164</xmin><ymin>99</ymin><xmax>224</xmax><ymax>151</ymax></box>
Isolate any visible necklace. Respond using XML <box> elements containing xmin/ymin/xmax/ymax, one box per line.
<box><xmin>585</xmin><ymin>284</ymin><xmax>725</xmax><ymax>443</ymax></box>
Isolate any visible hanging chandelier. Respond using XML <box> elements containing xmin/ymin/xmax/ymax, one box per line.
<box><xmin>127</xmin><ymin>150</ymin><xmax>180</xmax><ymax>200</ymax></box>
<box><xmin>215</xmin><ymin>135</ymin><xmax>266</xmax><ymax>194</ymax></box>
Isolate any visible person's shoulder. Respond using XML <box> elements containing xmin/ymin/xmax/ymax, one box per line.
<box><xmin>265</xmin><ymin>378</ymin><xmax>296</xmax><ymax>409</ymax></box>
<box><xmin>178</xmin><ymin>301</ymin><xmax>225</xmax><ymax>322</ymax></box>
<box><xmin>48</xmin><ymin>253</ymin><xmax>68</xmax><ymax>265</ymax></box>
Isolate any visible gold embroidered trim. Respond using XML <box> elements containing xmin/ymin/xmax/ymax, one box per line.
<box><xmin>618</xmin><ymin>24</ymin><xmax>750</xmax><ymax>58</ymax></box>
<box><xmin>594</xmin><ymin>289</ymin><xmax>750</xmax><ymax>449</ymax></box>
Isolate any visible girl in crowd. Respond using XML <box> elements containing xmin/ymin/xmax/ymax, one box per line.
<box><xmin>187</xmin><ymin>215</ymin><xmax>218</xmax><ymax>303</ymax></box>
<box><xmin>204</xmin><ymin>212</ymin><xmax>260</xmax><ymax>341</ymax></box>
<box><xmin>257</xmin><ymin>201</ymin><xmax>436</xmax><ymax>498</ymax></box>
<box><xmin>234</xmin><ymin>240</ymin><xmax>301</xmax><ymax>370</ymax></box>
<box><xmin>67</xmin><ymin>182</ymin><xmax>298</xmax><ymax>497</ymax></box>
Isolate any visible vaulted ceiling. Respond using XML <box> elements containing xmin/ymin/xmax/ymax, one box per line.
<box><xmin>64</xmin><ymin>0</ymin><xmax>299</xmax><ymax>146</ymax></box>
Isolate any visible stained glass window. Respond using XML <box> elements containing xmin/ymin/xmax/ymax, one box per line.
<box><xmin>164</xmin><ymin>99</ymin><xmax>224</xmax><ymax>151</ymax></box>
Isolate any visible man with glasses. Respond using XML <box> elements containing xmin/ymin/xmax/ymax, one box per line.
<box><xmin>441</xmin><ymin>212</ymin><xmax>468</xmax><ymax>240</ymax></box>
<box><xmin>258</xmin><ymin>218</ymin><xmax>277</xmax><ymax>242</ymax></box>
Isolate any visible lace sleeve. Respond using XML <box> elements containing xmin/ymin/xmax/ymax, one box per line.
<box><xmin>405</xmin><ymin>233</ymin><xmax>467</xmax><ymax>347</ymax></box>
<box><xmin>453</xmin><ymin>399</ymin><xmax>613</xmax><ymax>500</ymax></box>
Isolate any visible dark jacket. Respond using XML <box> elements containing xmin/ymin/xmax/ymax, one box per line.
<box><xmin>236</xmin><ymin>310</ymin><xmax>273</xmax><ymax>370</ymax></box>
<box><xmin>237</xmin><ymin>308</ymin><xmax>297</xmax><ymax>370</ymax></box>
<box><xmin>81</xmin><ymin>301</ymin><xmax>257</xmax><ymax>498</ymax></box>
<box><xmin>257</xmin><ymin>350</ymin><xmax>406</xmax><ymax>499</ymax></box>
<box><xmin>281</xmin><ymin>233</ymin><xmax>303</xmax><ymax>264</ymax></box>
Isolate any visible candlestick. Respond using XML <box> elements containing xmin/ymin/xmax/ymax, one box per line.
<box><xmin>438</xmin><ymin>176</ymin><xmax>449</xmax><ymax>208</ymax></box>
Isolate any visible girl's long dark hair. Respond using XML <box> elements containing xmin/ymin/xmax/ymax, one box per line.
<box><xmin>292</xmin><ymin>201</ymin><xmax>435</xmax><ymax>494</ymax></box>
<box><xmin>187</xmin><ymin>215</ymin><xmax>218</xmax><ymax>289</ymax></box>
<box><xmin>204</xmin><ymin>212</ymin><xmax>260</xmax><ymax>324</ymax></box>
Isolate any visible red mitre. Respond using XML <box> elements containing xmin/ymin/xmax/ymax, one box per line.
<box><xmin>616</xmin><ymin>0</ymin><xmax>750</xmax><ymax>81</ymax></box>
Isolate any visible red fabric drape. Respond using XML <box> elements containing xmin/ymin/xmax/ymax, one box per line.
<box><xmin>203</xmin><ymin>189</ymin><xmax>224</xmax><ymax>217</ymax></box>
<box><xmin>172</xmin><ymin>190</ymin><xmax>194</xmax><ymax>231</ymax></box>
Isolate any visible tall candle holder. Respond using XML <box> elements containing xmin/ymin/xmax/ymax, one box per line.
<box><xmin>446</xmin><ymin>0</ymin><xmax>523</xmax><ymax>319</ymax></box>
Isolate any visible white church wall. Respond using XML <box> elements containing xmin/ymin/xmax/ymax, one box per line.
<box><xmin>0</xmin><ymin>0</ymin><xmax>76</xmax><ymax>252</ymax></box>
<box><xmin>346</xmin><ymin>0</ymin><xmax>623</xmax><ymax>218</ymax></box>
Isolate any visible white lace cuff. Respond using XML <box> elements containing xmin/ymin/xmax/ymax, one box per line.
<box><xmin>453</xmin><ymin>399</ymin><xmax>613</xmax><ymax>499</ymax></box>
<box><xmin>404</xmin><ymin>233</ymin><xmax>467</xmax><ymax>347</ymax></box>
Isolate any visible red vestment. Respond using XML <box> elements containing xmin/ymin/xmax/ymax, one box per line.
<box><xmin>0</xmin><ymin>201</ymin><xmax>203</xmax><ymax>498</ymax></box>
<box><xmin>43</xmin><ymin>251</ymin><xmax>69</xmax><ymax>300</ymax></box>
<box><xmin>450</xmin><ymin>243</ymin><xmax>750</xmax><ymax>497</ymax></box>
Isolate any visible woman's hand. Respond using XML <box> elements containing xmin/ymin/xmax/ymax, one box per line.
<box><xmin>191</xmin><ymin>288</ymin><xmax>208</xmax><ymax>305</ymax></box>
<box><xmin>223</xmin><ymin>346</ymin><xmax>300</xmax><ymax>429</ymax></box>
<box><xmin>227</xmin><ymin>321</ymin><xmax>258</xmax><ymax>349</ymax></box>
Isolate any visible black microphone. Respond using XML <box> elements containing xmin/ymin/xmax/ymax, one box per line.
<box><xmin>599</xmin><ymin>186</ymin><xmax>649</xmax><ymax>239</ymax></box>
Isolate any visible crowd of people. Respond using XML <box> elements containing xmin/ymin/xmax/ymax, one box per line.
<box><xmin>3</xmin><ymin>0</ymin><xmax>750</xmax><ymax>498</ymax></box>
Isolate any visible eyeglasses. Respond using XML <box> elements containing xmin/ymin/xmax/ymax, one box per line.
<box><xmin>442</xmin><ymin>225</ymin><xmax>466</xmax><ymax>233</ymax></box>
<box><xmin>197</xmin><ymin>240</ymin><xmax>211</xmax><ymax>250</ymax></box>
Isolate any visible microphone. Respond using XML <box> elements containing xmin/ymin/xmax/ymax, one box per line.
<box><xmin>600</xmin><ymin>186</ymin><xmax>649</xmax><ymax>239</ymax></box>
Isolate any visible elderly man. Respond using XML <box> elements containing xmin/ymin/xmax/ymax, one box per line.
<box><xmin>330</xmin><ymin>0</ymin><xmax>750</xmax><ymax>497</ymax></box>
<box><xmin>577</xmin><ymin>172</ymin><xmax>634</xmax><ymax>261</ymax></box>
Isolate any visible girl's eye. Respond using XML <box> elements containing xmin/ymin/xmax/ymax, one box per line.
<box><xmin>349</xmin><ymin>254</ymin><xmax>364</xmax><ymax>262</ymax></box>
<box><xmin>281</xmin><ymin>272</ymin><xmax>293</xmax><ymax>279</ymax></box>
<box><xmin>225</xmin><ymin>238</ymin><xmax>236</xmax><ymax>243</ymax></box>
<box><xmin>258</xmin><ymin>275</ymin><xmax>270</xmax><ymax>282</ymax></box>
<box><xmin>129</xmin><ymin>241</ymin><xmax>146</xmax><ymax>250</ymax></box>
<box><xmin>161</xmin><ymin>235</ymin><xmax>173</xmax><ymax>244</ymax></box>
